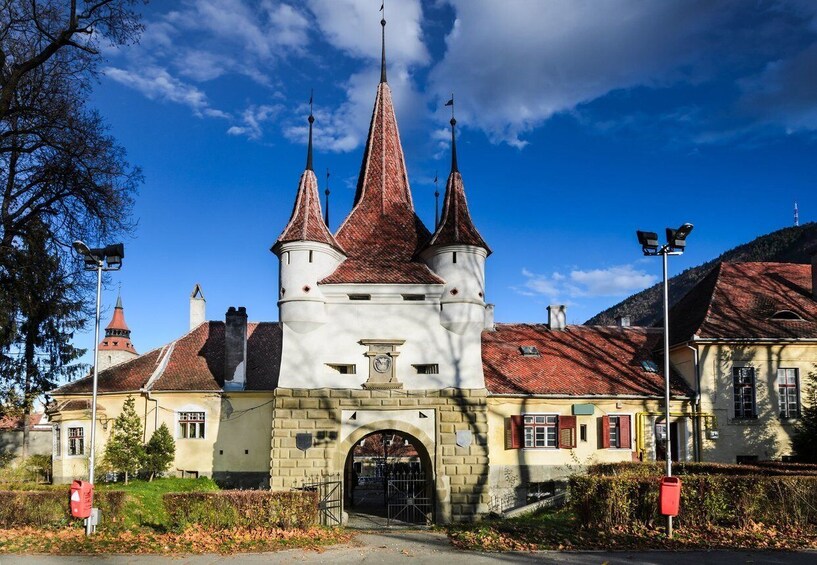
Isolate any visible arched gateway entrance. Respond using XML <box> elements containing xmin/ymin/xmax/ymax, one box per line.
<box><xmin>343</xmin><ymin>429</ymin><xmax>434</xmax><ymax>526</ymax></box>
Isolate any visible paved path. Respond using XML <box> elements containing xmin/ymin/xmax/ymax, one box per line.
<box><xmin>2</xmin><ymin>531</ymin><xmax>816</xmax><ymax>564</ymax></box>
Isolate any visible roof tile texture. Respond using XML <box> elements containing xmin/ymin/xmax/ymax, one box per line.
<box><xmin>669</xmin><ymin>262</ymin><xmax>817</xmax><ymax>342</ymax></box>
<box><xmin>482</xmin><ymin>324</ymin><xmax>690</xmax><ymax>397</ymax></box>
<box><xmin>52</xmin><ymin>322</ymin><xmax>281</xmax><ymax>394</ymax></box>
<box><xmin>324</xmin><ymin>83</ymin><xmax>441</xmax><ymax>285</ymax></box>
<box><xmin>276</xmin><ymin>169</ymin><xmax>342</xmax><ymax>252</ymax></box>
<box><xmin>426</xmin><ymin>171</ymin><xmax>490</xmax><ymax>252</ymax></box>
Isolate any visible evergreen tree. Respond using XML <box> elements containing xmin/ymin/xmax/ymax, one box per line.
<box><xmin>792</xmin><ymin>367</ymin><xmax>817</xmax><ymax>463</ymax></box>
<box><xmin>144</xmin><ymin>423</ymin><xmax>175</xmax><ymax>481</ymax></box>
<box><xmin>103</xmin><ymin>396</ymin><xmax>144</xmax><ymax>484</ymax></box>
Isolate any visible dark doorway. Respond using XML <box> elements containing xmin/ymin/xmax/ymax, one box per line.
<box><xmin>655</xmin><ymin>420</ymin><xmax>681</xmax><ymax>462</ymax></box>
<box><xmin>344</xmin><ymin>430</ymin><xmax>433</xmax><ymax>527</ymax></box>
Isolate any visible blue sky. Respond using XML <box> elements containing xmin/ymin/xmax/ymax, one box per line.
<box><xmin>78</xmin><ymin>0</ymin><xmax>817</xmax><ymax>364</ymax></box>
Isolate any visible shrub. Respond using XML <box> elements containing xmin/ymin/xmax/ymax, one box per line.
<box><xmin>570</xmin><ymin>474</ymin><xmax>817</xmax><ymax>530</ymax></box>
<box><xmin>144</xmin><ymin>423</ymin><xmax>175</xmax><ymax>481</ymax></box>
<box><xmin>164</xmin><ymin>490</ymin><xmax>318</xmax><ymax>530</ymax></box>
<box><xmin>586</xmin><ymin>461</ymin><xmax>817</xmax><ymax>477</ymax></box>
<box><xmin>0</xmin><ymin>489</ymin><xmax>126</xmax><ymax>528</ymax></box>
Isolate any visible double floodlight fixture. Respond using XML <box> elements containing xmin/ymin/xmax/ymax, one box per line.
<box><xmin>637</xmin><ymin>223</ymin><xmax>693</xmax><ymax>256</ymax></box>
<box><xmin>73</xmin><ymin>241</ymin><xmax>125</xmax><ymax>271</ymax></box>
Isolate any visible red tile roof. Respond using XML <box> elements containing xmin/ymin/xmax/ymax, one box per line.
<box><xmin>482</xmin><ymin>324</ymin><xmax>691</xmax><ymax>397</ymax></box>
<box><xmin>669</xmin><ymin>262</ymin><xmax>817</xmax><ymax>343</ymax></box>
<box><xmin>274</xmin><ymin>169</ymin><xmax>343</xmax><ymax>253</ymax></box>
<box><xmin>52</xmin><ymin>322</ymin><xmax>281</xmax><ymax>395</ymax></box>
<box><xmin>0</xmin><ymin>413</ymin><xmax>44</xmax><ymax>430</ymax></box>
<box><xmin>324</xmin><ymin>82</ymin><xmax>442</xmax><ymax>285</ymax></box>
<box><xmin>425</xmin><ymin>171</ymin><xmax>490</xmax><ymax>253</ymax></box>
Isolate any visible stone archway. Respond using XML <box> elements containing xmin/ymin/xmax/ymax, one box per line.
<box><xmin>339</xmin><ymin>422</ymin><xmax>435</xmax><ymax>527</ymax></box>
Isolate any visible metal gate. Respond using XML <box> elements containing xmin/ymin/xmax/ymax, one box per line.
<box><xmin>297</xmin><ymin>473</ymin><xmax>343</xmax><ymax>526</ymax></box>
<box><xmin>387</xmin><ymin>472</ymin><xmax>433</xmax><ymax>525</ymax></box>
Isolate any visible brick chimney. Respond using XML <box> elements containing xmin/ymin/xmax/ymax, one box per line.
<box><xmin>224</xmin><ymin>306</ymin><xmax>247</xmax><ymax>391</ymax></box>
<box><xmin>547</xmin><ymin>305</ymin><xmax>566</xmax><ymax>331</ymax></box>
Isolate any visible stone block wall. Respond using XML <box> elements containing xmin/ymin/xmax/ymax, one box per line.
<box><xmin>269</xmin><ymin>387</ymin><xmax>490</xmax><ymax>523</ymax></box>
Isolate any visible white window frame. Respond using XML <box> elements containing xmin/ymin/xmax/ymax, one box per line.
<box><xmin>67</xmin><ymin>425</ymin><xmax>85</xmax><ymax>457</ymax></box>
<box><xmin>778</xmin><ymin>368</ymin><xmax>800</xmax><ymax>419</ymax></box>
<box><xmin>523</xmin><ymin>414</ymin><xmax>558</xmax><ymax>448</ymax></box>
<box><xmin>733</xmin><ymin>366</ymin><xmax>757</xmax><ymax>419</ymax></box>
<box><xmin>177</xmin><ymin>410</ymin><xmax>206</xmax><ymax>440</ymax></box>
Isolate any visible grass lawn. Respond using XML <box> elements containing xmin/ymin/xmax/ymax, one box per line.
<box><xmin>446</xmin><ymin>507</ymin><xmax>817</xmax><ymax>551</ymax></box>
<box><xmin>97</xmin><ymin>476</ymin><xmax>219</xmax><ymax>529</ymax></box>
<box><xmin>0</xmin><ymin>477</ymin><xmax>354</xmax><ymax>554</ymax></box>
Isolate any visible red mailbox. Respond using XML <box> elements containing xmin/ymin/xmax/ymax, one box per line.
<box><xmin>659</xmin><ymin>476</ymin><xmax>681</xmax><ymax>517</ymax></box>
<box><xmin>70</xmin><ymin>480</ymin><xmax>94</xmax><ymax>519</ymax></box>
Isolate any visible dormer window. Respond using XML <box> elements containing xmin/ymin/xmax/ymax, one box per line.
<box><xmin>520</xmin><ymin>346</ymin><xmax>540</xmax><ymax>357</ymax></box>
<box><xmin>641</xmin><ymin>360</ymin><xmax>659</xmax><ymax>373</ymax></box>
<box><xmin>770</xmin><ymin>310</ymin><xmax>805</xmax><ymax>321</ymax></box>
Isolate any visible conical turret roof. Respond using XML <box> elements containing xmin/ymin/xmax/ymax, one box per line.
<box><xmin>426</xmin><ymin>171</ymin><xmax>490</xmax><ymax>253</ymax></box>
<box><xmin>274</xmin><ymin>111</ymin><xmax>343</xmax><ymax>254</ymax></box>
<box><xmin>323</xmin><ymin>82</ymin><xmax>443</xmax><ymax>285</ymax></box>
<box><xmin>100</xmin><ymin>295</ymin><xmax>137</xmax><ymax>354</ymax></box>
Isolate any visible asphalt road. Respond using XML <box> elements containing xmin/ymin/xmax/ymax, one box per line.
<box><xmin>1</xmin><ymin>531</ymin><xmax>816</xmax><ymax>564</ymax></box>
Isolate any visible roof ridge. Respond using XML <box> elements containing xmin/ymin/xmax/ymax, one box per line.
<box><xmin>143</xmin><ymin>342</ymin><xmax>176</xmax><ymax>391</ymax></box>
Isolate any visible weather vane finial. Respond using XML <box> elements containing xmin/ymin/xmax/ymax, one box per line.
<box><xmin>445</xmin><ymin>94</ymin><xmax>458</xmax><ymax>173</ymax></box>
<box><xmin>380</xmin><ymin>2</ymin><xmax>387</xmax><ymax>83</ymax></box>
<box><xmin>306</xmin><ymin>90</ymin><xmax>315</xmax><ymax>171</ymax></box>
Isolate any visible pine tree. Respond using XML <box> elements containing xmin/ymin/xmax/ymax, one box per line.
<box><xmin>103</xmin><ymin>396</ymin><xmax>145</xmax><ymax>484</ymax></box>
<box><xmin>792</xmin><ymin>367</ymin><xmax>817</xmax><ymax>463</ymax></box>
<box><xmin>144</xmin><ymin>423</ymin><xmax>175</xmax><ymax>481</ymax></box>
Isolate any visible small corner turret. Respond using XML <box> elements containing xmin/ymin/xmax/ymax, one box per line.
<box><xmin>421</xmin><ymin>103</ymin><xmax>491</xmax><ymax>334</ymax></box>
<box><xmin>272</xmin><ymin>99</ymin><xmax>346</xmax><ymax>333</ymax></box>
<box><xmin>98</xmin><ymin>291</ymin><xmax>138</xmax><ymax>371</ymax></box>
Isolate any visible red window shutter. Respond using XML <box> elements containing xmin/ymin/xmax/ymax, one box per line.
<box><xmin>619</xmin><ymin>415</ymin><xmax>632</xmax><ymax>449</ymax></box>
<box><xmin>600</xmin><ymin>416</ymin><xmax>611</xmax><ymax>449</ymax></box>
<box><xmin>558</xmin><ymin>415</ymin><xmax>576</xmax><ymax>448</ymax></box>
<box><xmin>505</xmin><ymin>415</ymin><xmax>523</xmax><ymax>449</ymax></box>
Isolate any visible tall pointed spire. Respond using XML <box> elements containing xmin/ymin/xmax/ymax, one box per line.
<box><xmin>274</xmin><ymin>106</ymin><xmax>343</xmax><ymax>254</ymax></box>
<box><xmin>380</xmin><ymin>2</ymin><xmax>387</xmax><ymax>83</ymax></box>
<box><xmin>434</xmin><ymin>171</ymin><xmax>440</xmax><ymax>228</ymax></box>
<box><xmin>425</xmin><ymin>112</ymin><xmax>490</xmax><ymax>254</ymax></box>
<box><xmin>306</xmin><ymin>90</ymin><xmax>314</xmax><ymax>171</ymax></box>
<box><xmin>325</xmin><ymin>9</ymin><xmax>441</xmax><ymax>286</ymax></box>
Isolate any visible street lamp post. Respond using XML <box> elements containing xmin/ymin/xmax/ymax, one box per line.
<box><xmin>72</xmin><ymin>241</ymin><xmax>124</xmax><ymax>536</ymax></box>
<box><xmin>636</xmin><ymin>223</ymin><xmax>692</xmax><ymax>539</ymax></box>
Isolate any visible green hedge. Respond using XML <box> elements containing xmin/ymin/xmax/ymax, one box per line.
<box><xmin>0</xmin><ymin>490</ymin><xmax>126</xmax><ymax>527</ymax></box>
<box><xmin>570</xmin><ymin>475</ymin><xmax>817</xmax><ymax>529</ymax></box>
<box><xmin>163</xmin><ymin>490</ymin><xmax>319</xmax><ymax>530</ymax></box>
<box><xmin>586</xmin><ymin>461</ymin><xmax>817</xmax><ymax>477</ymax></box>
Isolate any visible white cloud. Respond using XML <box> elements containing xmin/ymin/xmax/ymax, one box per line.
<box><xmin>104</xmin><ymin>66</ymin><xmax>229</xmax><ymax>118</ymax></box>
<box><xmin>226</xmin><ymin>104</ymin><xmax>283</xmax><ymax>140</ymax></box>
<box><xmin>740</xmin><ymin>41</ymin><xmax>817</xmax><ymax>132</ymax></box>
<box><xmin>518</xmin><ymin>265</ymin><xmax>657</xmax><ymax>302</ymax></box>
<box><xmin>428</xmin><ymin>0</ymin><xmax>746</xmax><ymax>147</ymax></box>
<box><xmin>306</xmin><ymin>0</ymin><xmax>428</xmax><ymax>66</ymax></box>
<box><xmin>282</xmin><ymin>66</ymin><xmax>425</xmax><ymax>153</ymax></box>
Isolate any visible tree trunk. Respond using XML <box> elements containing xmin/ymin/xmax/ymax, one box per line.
<box><xmin>22</xmin><ymin>322</ymin><xmax>36</xmax><ymax>461</ymax></box>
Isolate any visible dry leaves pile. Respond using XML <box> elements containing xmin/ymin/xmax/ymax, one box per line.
<box><xmin>0</xmin><ymin>526</ymin><xmax>353</xmax><ymax>555</ymax></box>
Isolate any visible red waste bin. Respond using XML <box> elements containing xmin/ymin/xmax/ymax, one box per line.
<box><xmin>658</xmin><ymin>476</ymin><xmax>681</xmax><ymax>517</ymax></box>
<box><xmin>70</xmin><ymin>480</ymin><xmax>94</xmax><ymax>519</ymax></box>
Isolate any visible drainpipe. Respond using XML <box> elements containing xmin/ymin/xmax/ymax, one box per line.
<box><xmin>141</xmin><ymin>389</ymin><xmax>159</xmax><ymax>441</ymax></box>
<box><xmin>685</xmin><ymin>343</ymin><xmax>702</xmax><ymax>462</ymax></box>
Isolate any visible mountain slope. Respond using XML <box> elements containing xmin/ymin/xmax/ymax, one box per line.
<box><xmin>586</xmin><ymin>223</ymin><xmax>817</xmax><ymax>326</ymax></box>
